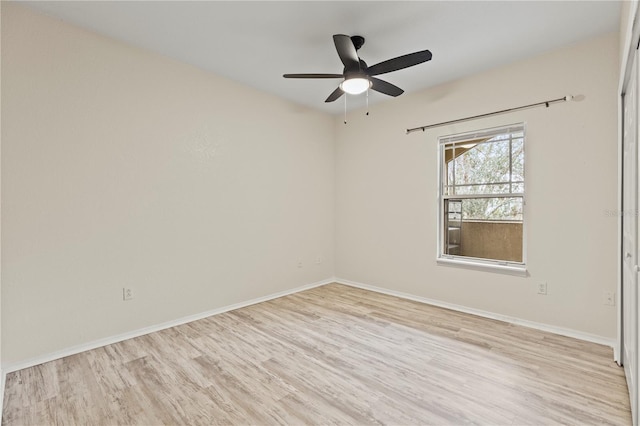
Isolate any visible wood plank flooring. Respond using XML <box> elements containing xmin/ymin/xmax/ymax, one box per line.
<box><xmin>2</xmin><ymin>283</ymin><xmax>631</xmax><ymax>425</ymax></box>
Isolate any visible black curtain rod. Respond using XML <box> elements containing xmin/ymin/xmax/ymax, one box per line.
<box><xmin>405</xmin><ymin>95</ymin><xmax>572</xmax><ymax>135</ymax></box>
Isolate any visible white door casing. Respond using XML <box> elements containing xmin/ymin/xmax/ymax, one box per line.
<box><xmin>622</xmin><ymin>47</ymin><xmax>639</xmax><ymax>426</ymax></box>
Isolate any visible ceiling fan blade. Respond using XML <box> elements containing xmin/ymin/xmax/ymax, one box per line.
<box><xmin>333</xmin><ymin>34</ymin><xmax>360</xmax><ymax>72</ymax></box>
<box><xmin>283</xmin><ymin>73</ymin><xmax>344</xmax><ymax>79</ymax></box>
<box><xmin>367</xmin><ymin>50</ymin><xmax>432</xmax><ymax>76</ymax></box>
<box><xmin>325</xmin><ymin>87</ymin><xmax>344</xmax><ymax>103</ymax></box>
<box><xmin>370</xmin><ymin>77</ymin><xmax>404</xmax><ymax>97</ymax></box>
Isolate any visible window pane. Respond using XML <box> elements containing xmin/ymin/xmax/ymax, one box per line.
<box><xmin>462</xmin><ymin>197</ymin><xmax>523</xmax><ymax>221</ymax></box>
<box><xmin>464</xmin><ymin>222</ymin><xmax>522</xmax><ymax>262</ymax></box>
<box><xmin>443</xmin><ymin>199</ymin><xmax>462</xmax><ymax>255</ymax></box>
<box><xmin>453</xmin><ymin>183</ymin><xmax>511</xmax><ymax>195</ymax></box>
<box><xmin>442</xmin><ymin>197</ymin><xmax>523</xmax><ymax>263</ymax></box>
<box><xmin>511</xmin><ymin>182</ymin><xmax>524</xmax><ymax>193</ymax></box>
<box><xmin>453</xmin><ymin>139</ymin><xmax>510</xmax><ymax>186</ymax></box>
<box><xmin>447</xmin><ymin>157</ymin><xmax>454</xmax><ymax>187</ymax></box>
<box><xmin>444</xmin><ymin>145</ymin><xmax>457</xmax><ymax>189</ymax></box>
<box><xmin>511</xmin><ymin>138</ymin><xmax>524</xmax><ymax>182</ymax></box>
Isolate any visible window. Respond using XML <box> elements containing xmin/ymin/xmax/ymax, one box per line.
<box><xmin>438</xmin><ymin>124</ymin><xmax>525</xmax><ymax>273</ymax></box>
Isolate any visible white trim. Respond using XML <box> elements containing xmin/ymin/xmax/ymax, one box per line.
<box><xmin>0</xmin><ymin>369</ymin><xmax>5</xmax><ymax>419</ymax></box>
<box><xmin>2</xmin><ymin>278</ymin><xmax>334</xmax><ymax>374</ymax></box>
<box><xmin>617</xmin><ymin>0</ymin><xmax>640</xmax><ymax>369</ymax></box>
<box><xmin>439</xmin><ymin>123</ymin><xmax>524</xmax><ymax>144</ymax></box>
<box><xmin>437</xmin><ymin>123</ymin><xmax>528</xmax><ymax>272</ymax></box>
<box><xmin>436</xmin><ymin>257</ymin><xmax>527</xmax><ymax>277</ymax></box>
<box><xmin>3</xmin><ymin>275</ymin><xmax>616</xmax><ymax>375</ymax></box>
<box><xmin>335</xmin><ymin>277</ymin><xmax>615</xmax><ymax>348</ymax></box>
<box><xmin>617</xmin><ymin>85</ymin><xmax>623</xmax><ymax>365</ymax></box>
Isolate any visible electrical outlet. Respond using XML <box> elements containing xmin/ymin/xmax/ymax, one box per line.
<box><xmin>537</xmin><ymin>282</ymin><xmax>547</xmax><ymax>295</ymax></box>
<box><xmin>123</xmin><ymin>287</ymin><xmax>134</xmax><ymax>301</ymax></box>
<box><xmin>604</xmin><ymin>291</ymin><xmax>615</xmax><ymax>306</ymax></box>
<box><xmin>316</xmin><ymin>255</ymin><xmax>322</xmax><ymax>265</ymax></box>
<box><xmin>297</xmin><ymin>259</ymin><xmax>303</xmax><ymax>268</ymax></box>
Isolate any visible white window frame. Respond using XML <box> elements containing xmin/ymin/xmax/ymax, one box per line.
<box><xmin>436</xmin><ymin>123</ymin><xmax>527</xmax><ymax>276</ymax></box>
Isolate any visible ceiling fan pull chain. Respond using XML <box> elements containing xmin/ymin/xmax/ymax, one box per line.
<box><xmin>366</xmin><ymin>88</ymin><xmax>370</xmax><ymax>116</ymax></box>
<box><xmin>344</xmin><ymin>94</ymin><xmax>347</xmax><ymax>124</ymax></box>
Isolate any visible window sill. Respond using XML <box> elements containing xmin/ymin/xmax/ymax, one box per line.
<box><xmin>436</xmin><ymin>257</ymin><xmax>528</xmax><ymax>277</ymax></box>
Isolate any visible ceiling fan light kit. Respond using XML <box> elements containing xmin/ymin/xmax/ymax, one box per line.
<box><xmin>340</xmin><ymin>76</ymin><xmax>371</xmax><ymax>95</ymax></box>
<box><xmin>283</xmin><ymin>34</ymin><xmax>432</xmax><ymax>108</ymax></box>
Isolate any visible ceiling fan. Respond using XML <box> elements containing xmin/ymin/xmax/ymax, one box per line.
<box><xmin>283</xmin><ymin>34</ymin><xmax>432</xmax><ymax>103</ymax></box>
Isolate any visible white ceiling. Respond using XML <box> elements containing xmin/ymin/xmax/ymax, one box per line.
<box><xmin>21</xmin><ymin>1</ymin><xmax>621</xmax><ymax>114</ymax></box>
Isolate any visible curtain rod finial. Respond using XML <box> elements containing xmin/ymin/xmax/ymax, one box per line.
<box><xmin>565</xmin><ymin>94</ymin><xmax>573</xmax><ymax>101</ymax></box>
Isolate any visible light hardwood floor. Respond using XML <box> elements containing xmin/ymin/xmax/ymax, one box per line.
<box><xmin>2</xmin><ymin>283</ymin><xmax>631</xmax><ymax>425</ymax></box>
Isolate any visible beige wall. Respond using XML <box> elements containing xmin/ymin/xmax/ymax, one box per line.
<box><xmin>0</xmin><ymin>3</ymin><xmax>624</xmax><ymax>367</ymax></box>
<box><xmin>1</xmin><ymin>4</ymin><xmax>335</xmax><ymax>365</ymax></box>
<box><xmin>335</xmin><ymin>33</ymin><xmax>619</xmax><ymax>339</ymax></box>
<box><xmin>620</xmin><ymin>1</ymin><xmax>637</xmax><ymax>77</ymax></box>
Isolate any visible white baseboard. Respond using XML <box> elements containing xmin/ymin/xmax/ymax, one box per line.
<box><xmin>3</xmin><ymin>278</ymin><xmax>334</xmax><ymax>374</ymax></box>
<box><xmin>3</xmin><ymin>276</ymin><xmax>616</xmax><ymax>375</ymax></box>
<box><xmin>335</xmin><ymin>277</ymin><xmax>616</xmax><ymax>348</ymax></box>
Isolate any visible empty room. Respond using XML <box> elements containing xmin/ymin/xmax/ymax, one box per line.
<box><xmin>1</xmin><ymin>0</ymin><xmax>638</xmax><ymax>424</ymax></box>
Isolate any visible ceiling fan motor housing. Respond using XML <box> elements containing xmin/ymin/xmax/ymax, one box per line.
<box><xmin>344</xmin><ymin>60</ymin><xmax>368</xmax><ymax>76</ymax></box>
<box><xmin>351</xmin><ymin>35</ymin><xmax>365</xmax><ymax>51</ymax></box>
